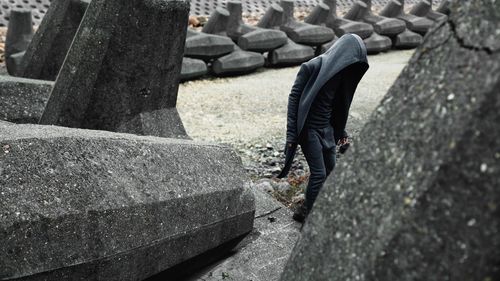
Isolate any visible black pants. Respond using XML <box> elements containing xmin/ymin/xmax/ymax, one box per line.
<box><xmin>300</xmin><ymin>126</ymin><xmax>336</xmax><ymax>212</ymax></box>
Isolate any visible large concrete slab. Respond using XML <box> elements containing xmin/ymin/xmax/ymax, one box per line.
<box><xmin>19</xmin><ymin>0</ymin><xmax>90</xmax><ymax>81</ymax></box>
<box><xmin>39</xmin><ymin>0</ymin><xmax>189</xmax><ymax>139</ymax></box>
<box><xmin>0</xmin><ymin>75</ymin><xmax>53</xmax><ymax>124</ymax></box>
<box><xmin>281</xmin><ymin>1</ymin><xmax>500</xmax><ymax>280</ymax></box>
<box><xmin>0</xmin><ymin>123</ymin><xmax>255</xmax><ymax>280</ymax></box>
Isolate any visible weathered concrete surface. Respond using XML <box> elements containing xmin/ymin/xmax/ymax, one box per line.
<box><xmin>0</xmin><ymin>75</ymin><xmax>53</xmax><ymax>124</ymax></box>
<box><xmin>0</xmin><ymin>123</ymin><xmax>255</xmax><ymax>281</ymax></box>
<box><xmin>281</xmin><ymin>1</ymin><xmax>500</xmax><ymax>280</ymax></box>
<box><xmin>19</xmin><ymin>0</ymin><xmax>90</xmax><ymax>81</ymax></box>
<box><xmin>39</xmin><ymin>0</ymin><xmax>189</xmax><ymax>138</ymax></box>
<box><xmin>187</xmin><ymin>189</ymin><xmax>301</xmax><ymax>281</ymax></box>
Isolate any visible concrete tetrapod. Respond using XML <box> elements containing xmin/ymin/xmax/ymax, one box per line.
<box><xmin>5</xmin><ymin>9</ymin><xmax>33</xmax><ymax>76</ymax></box>
<box><xmin>257</xmin><ymin>3</ymin><xmax>315</xmax><ymax>66</ymax></box>
<box><xmin>268</xmin><ymin>38</ymin><xmax>315</xmax><ymax>67</ymax></box>
<box><xmin>185</xmin><ymin>29</ymin><xmax>235</xmax><ymax>60</ymax></box>
<box><xmin>305</xmin><ymin>0</ymin><xmax>373</xmax><ymax>39</ymax></box>
<box><xmin>180</xmin><ymin>57</ymin><xmax>208</xmax><ymax>81</ymax></box>
<box><xmin>225</xmin><ymin>0</ymin><xmax>287</xmax><ymax>52</ymax></box>
<box><xmin>212</xmin><ymin>46</ymin><xmax>265</xmax><ymax>76</ymax></box>
<box><xmin>380</xmin><ymin>0</ymin><xmax>434</xmax><ymax>35</ymax></box>
<box><xmin>201</xmin><ymin>7</ymin><xmax>230</xmax><ymax>37</ymax></box>
<box><xmin>39</xmin><ymin>0</ymin><xmax>189</xmax><ymax>139</ymax></box>
<box><xmin>0</xmin><ymin>122</ymin><xmax>255</xmax><ymax>281</ymax></box>
<box><xmin>344</xmin><ymin>0</ymin><xmax>406</xmax><ymax>37</ymax></box>
<box><xmin>18</xmin><ymin>0</ymin><xmax>91</xmax><ymax>81</ymax></box>
<box><xmin>277</xmin><ymin>0</ymin><xmax>334</xmax><ymax>46</ymax></box>
<box><xmin>410</xmin><ymin>0</ymin><xmax>448</xmax><ymax>22</ymax></box>
<box><xmin>281</xmin><ymin>0</ymin><xmax>500</xmax><ymax>279</ymax></box>
<box><xmin>345</xmin><ymin>0</ymin><xmax>422</xmax><ymax>49</ymax></box>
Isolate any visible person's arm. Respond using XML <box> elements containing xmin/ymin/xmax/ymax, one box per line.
<box><xmin>286</xmin><ymin>63</ymin><xmax>310</xmax><ymax>145</ymax></box>
<box><xmin>331</xmin><ymin>67</ymin><xmax>359</xmax><ymax>143</ymax></box>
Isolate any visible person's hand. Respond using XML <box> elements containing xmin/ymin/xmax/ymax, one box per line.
<box><xmin>285</xmin><ymin>142</ymin><xmax>296</xmax><ymax>155</ymax></box>
<box><xmin>337</xmin><ymin>137</ymin><xmax>350</xmax><ymax>154</ymax></box>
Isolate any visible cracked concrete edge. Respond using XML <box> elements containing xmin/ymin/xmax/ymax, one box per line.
<box><xmin>448</xmin><ymin>0</ymin><xmax>500</xmax><ymax>52</ymax></box>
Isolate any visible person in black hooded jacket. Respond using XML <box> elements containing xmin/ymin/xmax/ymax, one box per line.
<box><xmin>278</xmin><ymin>34</ymin><xmax>369</xmax><ymax>222</ymax></box>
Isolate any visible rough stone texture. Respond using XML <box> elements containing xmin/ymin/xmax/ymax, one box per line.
<box><xmin>185</xmin><ymin>30</ymin><xmax>235</xmax><ymax>60</ymax></box>
<box><xmin>267</xmin><ymin>38</ymin><xmax>315</xmax><ymax>66</ymax></box>
<box><xmin>226</xmin><ymin>1</ymin><xmax>288</xmax><ymax>52</ymax></box>
<box><xmin>212</xmin><ymin>47</ymin><xmax>265</xmax><ymax>76</ymax></box>
<box><xmin>188</xmin><ymin>189</ymin><xmax>301</xmax><ymax>281</ymax></box>
<box><xmin>180</xmin><ymin>57</ymin><xmax>208</xmax><ymax>81</ymax></box>
<box><xmin>0</xmin><ymin>75</ymin><xmax>53</xmax><ymax>124</ymax></box>
<box><xmin>19</xmin><ymin>0</ymin><xmax>90</xmax><ymax>81</ymax></box>
<box><xmin>5</xmin><ymin>9</ymin><xmax>33</xmax><ymax>76</ymax></box>
<box><xmin>281</xmin><ymin>1</ymin><xmax>500</xmax><ymax>280</ymax></box>
<box><xmin>39</xmin><ymin>0</ymin><xmax>190</xmax><ymax>139</ymax></box>
<box><xmin>380</xmin><ymin>0</ymin><xmax>434</xmax><ymax>34</ymax></box>
<box><xmin>0</xmin><ymin>123</ymin><xmax>255</xmax><ymax>281</ymax></box>
<box><xmin>410</xmin><ymin>0</ymin><xmax>447</xmax><ymax>22</ymax></box>
<box><xmin>306</xmin><ymin>0</ymin><xmax>374</xmax><ymax>39</ymax></box>
<box><xmin>279</xmin><ymin>0</ymin><xmax>335</xmax><ymax>45</ymax></box>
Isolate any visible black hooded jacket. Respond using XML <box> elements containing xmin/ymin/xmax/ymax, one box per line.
<box><xmin>279</xmin><ymin>34</ymin><xmax>369</xmax><ymax>178</ymax></box>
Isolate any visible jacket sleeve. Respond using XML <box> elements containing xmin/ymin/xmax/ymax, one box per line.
<box><xmin>286</xmin><ymin>63</ymin><xmax>310</xmax><ymax>143</ymax></box>
<box><xmin>331</xmin><ymin>67</ymin><xmax>359</xmax><ymax>143</ymax></box>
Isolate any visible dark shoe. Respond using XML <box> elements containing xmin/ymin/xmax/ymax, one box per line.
<box><xmin>292</xmin><ymin>203</ymin><xmax>309</xmax><ymax>223</ymax></box>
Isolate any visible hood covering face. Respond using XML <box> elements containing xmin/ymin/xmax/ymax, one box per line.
<box><xmin>297</xmin><ymin>34</ymin><xmax>369</xmax><ymax>136</ymax></box>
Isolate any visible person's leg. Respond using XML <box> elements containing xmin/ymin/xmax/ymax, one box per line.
<box><xmin>301</xmin><ymin>130</ymin><xmax>328</xmax><ymax>212</ymax></box>
<box><xmin>323</xmin><ymin>144</ymin><xmax>336</xmax><ymax>183</ymax></box>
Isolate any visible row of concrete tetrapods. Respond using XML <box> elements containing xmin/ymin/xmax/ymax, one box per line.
<box><xmin>3</xmin><ymin>0</ymin><xmax>451</xmax><ymax>82</ymax></box>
